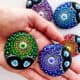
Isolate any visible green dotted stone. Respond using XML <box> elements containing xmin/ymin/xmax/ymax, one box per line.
<box><xmin>4</xmin><ymin>32</ymin><xmax>38</xmax><ymax>69</ymax></box>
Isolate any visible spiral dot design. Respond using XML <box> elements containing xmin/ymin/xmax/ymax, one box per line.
<box><xmin>4</xmin><ymin>32</ymin><xmax>38</xmax><ymax>69</ymax></box>
<box><xmin>53</xmin><ymin>2</ymin><xmax>80</xmax><ymax>29</ymax></box>
<box><xmin>39</xmin><ymin>44</ymin><xmax>72</xmax><ymax>76</ymax></box>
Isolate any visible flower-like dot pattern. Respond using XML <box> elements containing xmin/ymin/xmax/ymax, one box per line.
<box><xmin>4</xmin><ymin>32</ymin><xmax>38</xmax><ymax>69</ymax></box>
<box><xmin>39</xmin><ymin>44</ymin><xmax>72</xmax><ymax>76</ymax></box>
<box><xmin>53</xmin><ymin>2</ymin><xmax>80</xmax><ymax>29</ymax></box>
<box><xmin>32</xmin><ymin>1</ymin><xmax>53</xmax><ymax>21</ymax></box>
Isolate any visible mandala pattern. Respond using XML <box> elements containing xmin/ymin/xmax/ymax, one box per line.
<box><xmin>39</xmin><ymin>44</ymin><xmax>72</xmax><ymax>76</ymax></box>
<box><xmin>62</xmin><ymin>39</ymin><xmax>78</xmax><ymax>56</ymax></box>
<box><xmin>64</xmin><ymin>34</ymin><xmax>80</xmax><ymax>55</ymax></box>
<box><xmin>53</xmin><ymin>2</ymin><xmax>80</xmax><ymax>29</ymax></box>
<box><xmin>4</xmin><ymin>32</ymin><xmax>38</xmax><ymax>69</ymax></box>
<box><xmin>32</xmin><ymin>0</ymin><xmax>53</xmax><ymax>21</ymax></box>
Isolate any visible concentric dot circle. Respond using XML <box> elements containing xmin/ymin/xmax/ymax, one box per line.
<box><xmin>53</xmin><ymin>2</ymin><xmax>80</xmax><ymax>29</ymax></box>
<box><xmin>4</xmin><ymin>32</ymin><xmax>38</xmax><ymax>69</ymax></box>
<box><xmin>39</xmin><ymin>44</ymin><xmax>72</xmax><ymax>76</ymax></box>
<box><xmin>32</xmin><ymin>0</ymin><xmax>53</xmax><ymax>21</ymax></box>
<box><xmin>26</xmin><ymin>0</ymin><xmax>33</xmax><ymax>8</ymax></box>
<box><xmin>62</xmin><ymin>39</ymin><xmax>78</xmax><ymax>56</ymax></box>
<box><xmin>64</xmin><ymin>34</ymin><xmax>80</xmax><ymax>55</ymax></box>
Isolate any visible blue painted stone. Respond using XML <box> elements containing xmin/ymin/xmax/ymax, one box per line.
<box><xmin>53</xmin><ymin>2</ymin><xmax>80</xmax><ymax>29</ymax></box>
<box><xmin>39</xmin><ymin>44</ymin><xmax>72</xmax><ymax>76</ymax></box>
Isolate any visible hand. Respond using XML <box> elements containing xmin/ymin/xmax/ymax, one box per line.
<box><xmin>0</xmin><ymin>8</ymin><xmax>79</xmax><ymax>80</ymax></box>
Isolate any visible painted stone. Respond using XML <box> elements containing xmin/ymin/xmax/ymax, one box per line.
<box><xmin>4</xmin><ymin>32</ymin><xmax>38</xmax><ymax>69</ymax></box>
<box><xmin>39</xmin><ymin>44</ymin><xmax>72</xmax><ymax>76</ymax></box>
<box><xmin>64</xmin><ymin>34</ymin><xmax>80</xmax><ymax>55</ymax></box>
<box><xmin>32</xmin><ymin>0</ymin><xmax>53</xmax><ymax>21</ymax></box>
<box><xmin>53</xmin><ymin>2</ymin><xmax>80</xmax><ymax>29</ymax></box>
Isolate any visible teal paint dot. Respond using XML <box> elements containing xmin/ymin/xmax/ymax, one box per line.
<box><xmin>63</xmin><ymin>50</ymin><xmax>70</xmax><ymax>57</ymax></box>
<box><xmin>77</xmin><ymin>37</ymin><xmax>80</xmax><ymax>43</ymax></box>
<box><xmin>23</xmin><ymin>61</ymin><xmax>30</xmax><ymax>67</ymax></box>
<box><xmin>11</xmin><ymin>60</ymin><xmax>18</xmax><ymax>67</ymax></box>
<box><xmin>64</xmin><ymin>61</ymin><xmax>70</xmax><ymax>68</ymax></box>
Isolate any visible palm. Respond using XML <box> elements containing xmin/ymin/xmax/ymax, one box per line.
<box><xmin>0</xmin><ymin>8</ymin><xmax>80</xmax><ymax>80</ymax></box>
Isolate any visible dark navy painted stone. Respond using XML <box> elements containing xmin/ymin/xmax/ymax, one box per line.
<box><xmin>26</xmin><ymin>0</ymin><xmax>33</xmax><ymax>8</ymax></box>
<box><xmin>33</xmin><ymin>0</ymin><xmax>42</xmax><ymax>4</ymax></box>
<box><xmin>4</xmin><ymin>32</ymin><xmax>38</xmax><ymax>69</ymax></box>
<box><xmin>32</xmin><ymin>0</ymin><xmax>53</xmax><ymax>21</ymax></box>
<box><xmin>39</xmin><ymin>44</ymin><xmax>72</xmax><ymax>76</ymax></box>
<box><xmin>53</xmin><ymin>2</ymin><xmax>80</xmax><ymax>29</ymax></box>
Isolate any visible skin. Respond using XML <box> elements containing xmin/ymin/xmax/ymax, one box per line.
<box><xmin>0</xmin><ymin>8</ymin><xmax>80</xmax><ymax>80</ymax></box>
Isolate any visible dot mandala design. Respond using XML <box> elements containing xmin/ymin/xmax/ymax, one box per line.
<box><xmin>62</xmin><ymin>39</ymin><xmax>78</xmax><ymax>56</ymax></box>
<box><xmin>4</xmin><ymin>32</ymin><xmax>38</xmax><ymax>69</ymax></box>
<box><xmin>53</xmin><ymin>2</ymin><xmax>80</xmax><ymax>29</ymax></box>
<box><xmin>32</xmin><ymin>0</ymin><xmax>53</xmax><ymax>21</ymax></box>
<box><xmin>39</xmin><ymin>44</ymin><xmax>72</xmax><ymax>76</ymax></box>
<box><xmin>64</xmin><ymin>34</ymin><xmax>80</xmax><ymax>55</ymax></box>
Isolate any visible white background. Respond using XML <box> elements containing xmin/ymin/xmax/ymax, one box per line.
<box><xmin>0</xmin><ymin>0</ymin><xmax>80</xmax><ymax>80</ymax></box>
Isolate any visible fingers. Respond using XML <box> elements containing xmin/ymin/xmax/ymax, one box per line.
<box><xmin>20</xmin><ymin>68</ymin><xmax>48</xmax><ymax>80</ymax></box>
<box><xmin>30</xmin><ymin>58</ymin><xmax>67</xmax><ymax>80</ymax></box>
<box><xmin>28</xmin><ymin>29</ymin><xmax>51</xmax><ymax>51</ymax></box>
<box><xmin>29</xmin><ymin>10</ymin><xmax>64</xmax><ymax>43</ymax></box>
<box><xmin>51</xmin><ymin>76</ymin><xmax>67</xmax><ymax>80</ymax></box>
<box><xmin>63</xmin><ymin>69</ymin><xmax>80</xmax><ymax>80</ymax></box>
<box><xmin>70</xmin><ymin>56</ymin><xmax>80</xmax><ymax>74</ymax></box>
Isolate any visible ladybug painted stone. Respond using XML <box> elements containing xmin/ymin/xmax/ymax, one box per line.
<box><xmin>53</xmin><ymin>2</ymin><xmax>80</xmax><ymax>29</ymax></box>
<box><xmin>4</xmin><ymin>32</ymin><xmax>38</xmax><ymax>69</ymax></box>
<box><xmin>39</xmin><ymin>44</ymin><xmax>72</xmax><ymax>76</ymax></box>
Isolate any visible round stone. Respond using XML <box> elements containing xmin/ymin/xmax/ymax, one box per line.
<box><xmin>53</xmin><ymin>2</ymin><xmax>80</xmax><ymax>29</ymax></box>
<box><xmin>4</xmin><ymin>32</ymin><xmax>38</xmax><ymax>69</ymax></box>
<box><xmin>26</xmin><ymin>0</ymin><xmax>33</xmax><ymax>8</ymax></box>
<box><xmin>32</xmin><ymin>0</ymin><xmax>53</xmax><ymax>21</ymax></box>
<box><xmin>39</xmin><ymin>44</ymin><xmax>72</xmax><ymax>76</ymax></box>
<box><xmin>64</xmin><ymin>34</ymin><xmax>80</xmax><ymax>55</ymax></box>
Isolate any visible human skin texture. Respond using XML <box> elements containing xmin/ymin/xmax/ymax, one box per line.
<box><xmin>0</xmin><ymin>8</ymin><xmax>80</xmax><ymax>80</ymax></box>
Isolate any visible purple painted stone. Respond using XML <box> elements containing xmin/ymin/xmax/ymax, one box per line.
<box><xmin>39</xmin><ymin>44</ymin><xmax>72</xmax><ymax>76</ymax></box>
<box><xmin>32</xmin><ymin>0</ymin><xmax>53</xmax><ymax>21</ymax></box>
